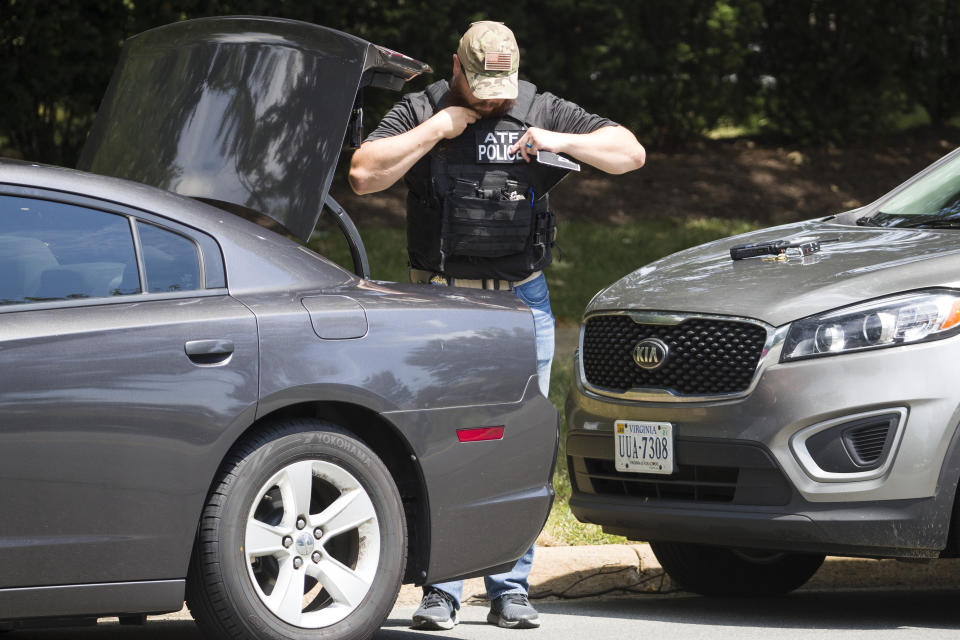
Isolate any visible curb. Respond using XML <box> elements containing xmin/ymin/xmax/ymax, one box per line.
<box><xmin>394</xmin><ymin>544</ymin><xmax>960</xmax><ymax>606</ymax></box>
<box><xmin>152</xmin><ymin>544</ymin><xmax>960</xmax><ymax>619</ymax></box>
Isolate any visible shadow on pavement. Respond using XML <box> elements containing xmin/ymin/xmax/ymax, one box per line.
<box><xmin>536</xmin><ymin>589</ymin><xmax>960</xmax><ymax>631</ymax></box>
<box><xmin>10</xmin><ymin>588</ymin><xmax>960</xmax><ymax>637</ymax></box>
<box><xmin>6</xmin><ymin>620</ymin><xmax>203</xmax><ymax>639</ymax></box>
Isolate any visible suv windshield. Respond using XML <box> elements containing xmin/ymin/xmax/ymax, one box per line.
<box><xmin>860</xmin><ymin>150</ymin><xmax>960</xmax><ymax>228</ymax></box>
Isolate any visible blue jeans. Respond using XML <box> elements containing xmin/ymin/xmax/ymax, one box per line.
<box><xmin>427</xmin><ymin>273</ymin><xmax>555</xmax><ymax>607</ymax></box>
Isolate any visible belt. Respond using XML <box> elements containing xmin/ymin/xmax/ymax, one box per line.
<box><xmin>409</xmin><ymin>269</ymin><xmax>541</xmax><ymax>290</ymax></box>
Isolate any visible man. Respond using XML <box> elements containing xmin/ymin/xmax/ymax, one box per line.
<box><xmin>349</xmin><ymin>20</ymin><xmax>645</xmax><ymax>630</ymax></box>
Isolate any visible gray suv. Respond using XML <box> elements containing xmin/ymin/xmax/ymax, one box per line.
<box><xmin>566</xmin><ymin>146</ymin><xmax>960</xmax><ymax>595</ymax></box>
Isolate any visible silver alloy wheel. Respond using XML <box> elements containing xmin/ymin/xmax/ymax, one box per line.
<box><xmin>244</xmin><ymin>459</ymin><xmax>381</xmax><ymax>628</ymax></box>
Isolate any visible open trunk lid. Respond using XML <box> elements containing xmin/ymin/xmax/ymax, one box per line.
<box><xmin>78</xmin><ymin>16</ymin><xmax>429</xmax><ymax>243</ymax></box>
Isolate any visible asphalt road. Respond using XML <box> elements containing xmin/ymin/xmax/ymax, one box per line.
<box><xmin>10</xmin><ymin>589</ymin><xmax>960</xmax><ymax>639</ymax></box>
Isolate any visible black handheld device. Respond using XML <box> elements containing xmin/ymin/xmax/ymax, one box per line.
<box><xmin>730</xmin><ymin>239</ymin><xmax>822</xmax><ymax>261</ymax></box>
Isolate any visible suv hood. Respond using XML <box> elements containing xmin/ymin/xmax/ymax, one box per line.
<box><xmin>78</xmin><ymin>16</ymin><xmax>429</xmax><ymax>241</ymax></box>
<box><xmin>588</xmin><ymin>219</ymin><xmax>960</xmax><ymax>327</ymax></box>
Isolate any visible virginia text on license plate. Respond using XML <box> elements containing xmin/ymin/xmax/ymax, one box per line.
<box><xmin>615</xmin><ymin>420</ymin><xmax>674</xmax><ymax>474</ymax></box>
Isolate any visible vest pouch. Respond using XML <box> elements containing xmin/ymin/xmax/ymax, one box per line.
<box><xmin>441</xmin><ymin>193</ymin><xmax>533</xmax><ymax>259</ymax></box>
<box><xmin>529</xmin><ymin>208</ymin><xmax>556</xmax><ymax>269</ymax></box>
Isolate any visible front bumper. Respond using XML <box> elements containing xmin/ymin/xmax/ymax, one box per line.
<box><xmin>566</xmin><ymin>336</ymin><xmax>960</xmax><ymax>558</ymax></box>
<box><xmin>568</xmin><ymin>432</ymin><xmax>946</xmax><ymax>558</ymax></box>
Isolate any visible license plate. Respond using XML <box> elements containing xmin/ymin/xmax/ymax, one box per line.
<box><xmin>614</xmin><ymin>420</ymin><xmax>674</xmax><ymax>474</ymax></box>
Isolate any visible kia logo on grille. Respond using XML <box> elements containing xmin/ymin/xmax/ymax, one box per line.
<box><xmin>633</xmin><ymin>338</ymin><xmax>669</xmax><ymax>371</ymax></box>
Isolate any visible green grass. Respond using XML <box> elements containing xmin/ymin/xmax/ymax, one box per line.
<box><xmin>311</xmin><ymin>217</ymin><xmax>758</xmax><ymax>325</ymax></box>
<box><xmin>310</xmin><ymin>216</ymin><xmax>760</xmax><ymax>544</ymax></box>
<box><xmin>541</xmin><ymin>337</ymin><xmax>628</xmax><ymax>546</ymax></box>
<box><xmin>543</xmin><ymin>218</ymin><xmax>759</xmax><ymax>324</ymax></box>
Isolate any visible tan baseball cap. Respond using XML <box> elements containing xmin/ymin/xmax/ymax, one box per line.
<box><xmin>457</xmin><ymin>21</ymin><xmax>519</xmax><ymax>100</ymax></box>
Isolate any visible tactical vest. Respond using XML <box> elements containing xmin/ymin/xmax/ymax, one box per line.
<box><xmin>406</xmin><ymin>80</ymin><xmax>564</xmax><ymax>281</ymax></box>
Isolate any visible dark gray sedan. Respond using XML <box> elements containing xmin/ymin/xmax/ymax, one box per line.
<box><xmin>0</xmin><ymin>17</ymin><xmax>557</xmax><ymax>640</ymax></box>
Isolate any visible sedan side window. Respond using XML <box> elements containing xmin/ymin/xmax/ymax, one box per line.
<box><xmin>0</xmin><ymin>195</ymin><xmax>139</xmax><ymax>305</ymax></box>
<box><xmin>138</xmin><ymin>222</ymin><xmax>202</xmax><ymax>293</ymax></box>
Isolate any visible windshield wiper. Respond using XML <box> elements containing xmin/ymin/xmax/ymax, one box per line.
<box><xmin>855</xmin><ymin>216</ymin><xmax>884</xmax><ymax>227</ymax></box>
<box><xmin>899</xmin><ymin>218</ymin><xmax>960</xmax><ymax>229</ymax></box>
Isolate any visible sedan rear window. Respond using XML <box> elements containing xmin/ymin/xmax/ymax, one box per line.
<box><xmin>138</xmin><ymin>222</ymin><xmax>202</xmax><ymax>293</ymax></box>
<box><xmin>0</xmin><ymin>195</ymin><xmax>139</xmax><ymax>304</ymax></box>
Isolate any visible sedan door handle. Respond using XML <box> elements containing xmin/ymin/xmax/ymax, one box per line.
<box><xmin>185</xmin><ymin>339</ymin><xmax>235</xmax><ymax>365</ymax></box>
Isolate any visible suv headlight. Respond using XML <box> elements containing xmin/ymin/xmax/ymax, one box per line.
<box><xmin>781</xmin><ymin>290</ymin><xmax>960</xmax><ymax>361</ymax></box>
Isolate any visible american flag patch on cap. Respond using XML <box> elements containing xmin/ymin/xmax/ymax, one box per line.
<box><xmin>484</xmin><ymin>52</ymin><xmax>513</xmax><ymax>71</ymax></box>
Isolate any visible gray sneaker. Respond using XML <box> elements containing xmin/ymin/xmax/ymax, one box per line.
<box><xmin>487</xmin><ymin>593</ymin><xmax>541</xmax><ymax>629</ymax></box>
<box><xmin>412</xmin><ymin>588</ymin><xmax>459</xmax><ymax>630</ymax></box>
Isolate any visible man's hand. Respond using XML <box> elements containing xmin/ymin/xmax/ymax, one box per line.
<box><xmin>509</xmin><ymin>125</ymin><xmax>645</xmax><ymax>174</ymax></box>
<box><xmin>431</xmin><ymin>106</ymin><xmax>481</xmax><ymax>139</ymax></box>
<box><xmin>509</xmin><ymin>127</ymin><xmax>566</xmax><ymax>163</ymax></box>
<box><xmin>350</xmin><ymin>107</ymin><xmax>481</xmax><ymax>195</ymax></box>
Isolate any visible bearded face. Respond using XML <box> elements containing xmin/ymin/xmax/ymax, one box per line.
<box><xmin>449</xmin><ymin>71</ymin><xmax>515</xmax><ymax>118</ymax></box>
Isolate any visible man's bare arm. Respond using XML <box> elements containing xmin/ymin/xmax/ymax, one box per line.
<box><xmin>508</xmin><ymin>125</ymin><xmax>646</xmax><ymax>175</ymax></box>
<box><xmin>349</xmin><ymin>106</ymin><xmax>481</xmax><ymax>195</ymax></box>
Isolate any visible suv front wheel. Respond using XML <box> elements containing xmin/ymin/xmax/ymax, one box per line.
<box><xmin>650</xmin><ymin>541</ymin><xmax>825</xmax><ymax>596</ymax></box>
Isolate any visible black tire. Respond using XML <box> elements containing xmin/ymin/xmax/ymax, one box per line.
<box><xmin>186</xmin><ymin>419</ymin><xmax>406</xmax><ymax>640</ymax></box>
<box><xmin>650</xmin><ymin>541</ymin><xmax>825</xmax><ymax>596</ymax></box>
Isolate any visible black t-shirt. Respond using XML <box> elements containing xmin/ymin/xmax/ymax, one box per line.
<box><xmin>364</xmin><ymin>81</ymin><xmax>617</xmax><ymax>198</ymax></box>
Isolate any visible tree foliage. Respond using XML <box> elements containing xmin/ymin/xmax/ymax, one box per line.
<box><xmin>1</xmin><ymin>0</ymin><xmax>958</xmax><ymax>165</ymax></box>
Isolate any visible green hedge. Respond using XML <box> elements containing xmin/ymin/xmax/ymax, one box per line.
<box><xmin>2</xmin><ymin>0</ymin><xmax>959</xmax><ymax>166</ymax></box>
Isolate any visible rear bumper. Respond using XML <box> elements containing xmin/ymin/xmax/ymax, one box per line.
<box><xmin>386</xmin><ymin>378</ymin><xmax>559</xmax><ymax>583</ymax></box>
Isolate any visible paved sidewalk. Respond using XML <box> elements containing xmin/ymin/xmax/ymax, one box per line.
<box><xmin>85</xmin><ymin>543</ymin><xmax>960</xmax><ymax>627</ymax></box>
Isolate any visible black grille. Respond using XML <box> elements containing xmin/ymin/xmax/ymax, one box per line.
<box><xmin>581</xmin><ymin>315</ymin><xmax>768</xmax><ymax>395</ymax></box>
<box><xmin>585</xmin><ymin>458</ymin><xmax>739</xmax><ymax>502</ymax></box>
<box><xmin>806</xmin><ymin>412</ymin><xmax>900</xmax><ymax>473</ymax></box>
<box><xmin>845</xmin><ymin>423</ymin><xmax>893</xmax><ymax>465</ymax></box>
<box><xmin>571</xmin><ymin>439</ymin><xmax>792</xmax><ymax>506</ymax></box>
